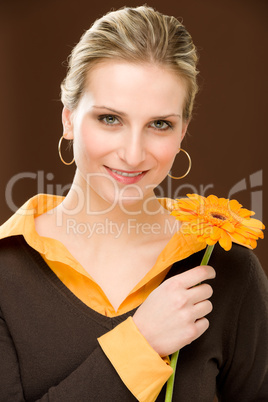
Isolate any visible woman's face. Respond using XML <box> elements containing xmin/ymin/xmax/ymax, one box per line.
<box><xmin>63</xmin><ymin>61</ymin><xmax>188</xmax><ymax>210</ymax></box>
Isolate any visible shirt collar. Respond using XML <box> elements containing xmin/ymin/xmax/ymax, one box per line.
<box><xmin>0</xmin><ymin>194</ymin><xmax>206</xmax><ymax>281</ymax></box>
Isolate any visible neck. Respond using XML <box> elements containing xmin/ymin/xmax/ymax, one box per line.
<box><xmin>53</xmin><ymin>170</ymin><xmax>174</xmax><ymax>243</ymax></box>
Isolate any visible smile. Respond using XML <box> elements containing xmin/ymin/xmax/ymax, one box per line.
<box><xmin>110</xmin><ymin>168</ymin><xmax>143</xmax><ymax>177</ymax></box>
<box><xmin>104</xmin><ymin>166</ymin><xmax>147</xmax><ymax>184</ymax></box>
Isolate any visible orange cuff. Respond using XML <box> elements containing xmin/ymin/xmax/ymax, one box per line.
<box><xmin>98</xmin><ymin>317</ymin><xmax>173</xmax><ymax>402</ymax></box>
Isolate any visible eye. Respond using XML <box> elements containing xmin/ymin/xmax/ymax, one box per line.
<box><xmin>98</xmin><ymin>114</ymin><xmax>120</xmax><ymax>125</ymax></box>
<box><xmin>150</xmin><ymin>120</ymin><xmax>173</xmax><ymax>131</ymax></box>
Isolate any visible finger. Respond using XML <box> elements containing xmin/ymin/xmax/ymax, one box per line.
<box><xmin>188</xmin><ymin>283</ymin><xmax>213</xmax><ymax>304</ymax></box>
<box><xmin>176</xmin><ymin>265</ymin><xmax>216</xmax><ymax>289</ymax></box>
<box><xmin>193</xmin><ymin>299</ymin><xmax>213</xmax><ymax>320</ymax></box>
<box><xmin>193</xmin><ymin>317</ymin><xmax>210</xmax><ymax>340</ymax></box>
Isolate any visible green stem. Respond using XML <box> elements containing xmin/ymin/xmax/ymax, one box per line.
<box><xmin>164</xmin><ymin>350</ymin><xmax>179</xmax><ymax>402</ymax></box>
<box><xmin>164</xmin><ymin>244</ymin><xmax>215</xmax><ymax>402</ymax></box>
<box><xmin>200</xmin><ymin>244</ymin><xmax>215</xmax><ymax>266</ymax></box>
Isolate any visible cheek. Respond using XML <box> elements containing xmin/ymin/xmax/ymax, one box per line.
<box><xmin>74</xmin><ymin>123</ymin><xmax>106</xmax><ymax>160</ymax></box>
<box><xmin>153</xmin><ymin>141</ymin><xmax>180</xmax><ymax>168</ymax></box>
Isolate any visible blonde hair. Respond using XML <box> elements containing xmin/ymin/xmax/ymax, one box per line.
<box><xmin>61</xmin><ymin>6</ymin><xmax>199</xmax><ymax>121</ymax></box>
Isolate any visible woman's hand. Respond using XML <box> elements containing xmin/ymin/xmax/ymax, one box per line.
<box><xmin>133</xmin><ymin>265</ymin><xmax>215</xmax><ymax>357</ymax></box>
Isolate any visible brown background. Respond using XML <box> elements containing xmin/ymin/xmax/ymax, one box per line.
<box><xmin>0</xmin><ymin>0</ymin><xmax>267</xmax><ymax>271</ymax></box>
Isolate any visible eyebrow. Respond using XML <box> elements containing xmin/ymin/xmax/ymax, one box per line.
<box><xmin>92</xmin><ymin>105</ymin><xmax>181</xmax><ymax>119</ymax></box>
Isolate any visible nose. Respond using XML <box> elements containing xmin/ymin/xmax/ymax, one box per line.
<box><xmin>118</xmin><ymin>129</ymin><xmax>146</xmax><ymax>168</ymax></box>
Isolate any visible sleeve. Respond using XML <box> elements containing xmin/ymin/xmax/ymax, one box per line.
<box><xmin>216</xmin><ymin>252</ymin><xmax>268</xmax><ymax>401</ymax></box>
<box><xmin>98</xmin><ymin>317</ymin><xmax>173</xmax><ymax>402</ymax></box>
<box><xmin>0</xmin><ymin>308</ymin><xmax>25</xmax><ymax>401</ymax></box>
<box><xmin>0</xmin><ymin>309</ymin><xmax>136</xmax><ymax>402</ymax></box>
<box><xmin>0</xmin><ymin>311</ymin><xmax>171</xmax><ymax>402</ymax></box>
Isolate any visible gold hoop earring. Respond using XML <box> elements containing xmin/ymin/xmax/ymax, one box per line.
<box><xmin>58</xmin><ymin>135</ymin><xmax>74</xmax><ymax>165</ymax></box>
<box><xmin>168</xmin><ymin>148</ymin><xmax>192</xmax><ymax>179</ymax></box>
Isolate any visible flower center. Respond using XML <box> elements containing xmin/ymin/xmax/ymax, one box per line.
<box><xmin>210</xmin><ymin>213</ymin><xmax>227</xmax><ymax>220</ymax></box>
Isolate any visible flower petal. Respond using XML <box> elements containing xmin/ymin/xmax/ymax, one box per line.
<box><xmin>210</xmin><ymin>226</ymin><xmax>222</xmax><ymax>241</ymax></box>
<box><xmin>207</xmin><ymin>194</ymin><xmax>219</xmax><ymax>205</ymax></box>
<box><xmin>230</xmin><ymin>232</ymin><xmax>248</xmax><ymax>245</ymax></box>
<box><xmin>240</xmin><ymin>217</ymin><xmax>265</xmax><ymax>230</ymax></box>
<box><xmin>249</xmin><ymin>239</ymin><xmax>257</xmax><ymax>249</ymax></box>
<box><xmin>219</xmin><ymin>231</ymin><xmax>232</xmax><ymax>251</ymax></box>
<box><xmin>221</xmin><ymin>221</ymin><xmax>235</xmax><ymax>233</ymax></box>
<box><xmin>228</xmin><ymin>199</ymin><xmax>242</xmax><ymax>212</ymax></box>
<box><xmin>206</xmin><ymin>237</ymin><xmax>217</xmax><ymax>246</ymax></box>
<box><xmin>236</xmin><ymin>225</ymin><xmax>263</xmax><ymax>239</ymax></box>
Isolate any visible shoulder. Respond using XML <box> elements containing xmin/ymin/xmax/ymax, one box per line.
<box><xmin>168</xmin><ymin>243</ymin><xmax>267</xmax><ymax>301</ymax></box>
<box><xmin>0</xmin><ymin>235</ymin><xmax>41</xmax><ymax>281</ymax></box>
<box><xmin>210</xmin><ymin>245</ymin><xmax>268</xmax><ymax>328</ymax></box>
<box><xmin>211</xmin><ymin>242</ymin><xmax>258</xmax><ymax>272</ymax></box>
<box><xmin>0</xmin><ymin>235</ymin><xmax>23</xmax><ymax>261</ymax></box>
<box><xmin>210</xmin><ymin>243</ymin><xmax>266</xmax><ymax>287</ymax></box>
<box><xmin>0</xmin><ymin>235</ymin><xmax>26</xmax><ymax>256</ymax></box>
<box><xmin>0</xmin><ymin>235</ymin><xmax>26</xmax><ymax>275</ymax></box>
<box><xmin>0</xmin><ymin>236</ymin><xmax>49</xmax><ymax>310</ymax></box>
<box><xmin>168</xmin><ymin>242</ymin><xmax>262</xmax><ymax>277</ymax></box>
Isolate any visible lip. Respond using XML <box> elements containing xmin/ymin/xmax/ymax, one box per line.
<box><xmin>104</xmin><ymin>166</ymin><xmax>147</xmax><ymax>184</ymax></box>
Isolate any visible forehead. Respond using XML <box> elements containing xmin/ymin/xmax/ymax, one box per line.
<box><xmin>80</xmin><ymin>60</ymin><xmax>187</xmax><ymax>115</ymax></box>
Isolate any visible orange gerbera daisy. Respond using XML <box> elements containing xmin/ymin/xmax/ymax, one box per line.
<box><xmin>166</xmin><ymin>193</ymin><xmax>265</xmax><ymax>402</ymax></box>
<box><xmin>171</xmin><ymin>194</ymin><xmax>265</xmax><ymax>251</ymax></box>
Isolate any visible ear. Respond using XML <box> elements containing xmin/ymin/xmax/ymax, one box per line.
<box><xmin>181</xmin><ymin>121</ymin><xmax>189</xmax><ymax>142</ymax></box>
<box><xmin>62</xmin><ymin>106</ymin><xmax>74</xmax><ymax>140</ymax></box>
<box><xmin>177</xmin><ymin>121</ymin><xmax>189</xmax><ymax>153</ymax></box>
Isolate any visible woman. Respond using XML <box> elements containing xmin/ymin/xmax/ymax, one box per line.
<box><xmin>0</xmin><ymin>6</ymin><xmax>267</xmax><ymax>401</ymax></box>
